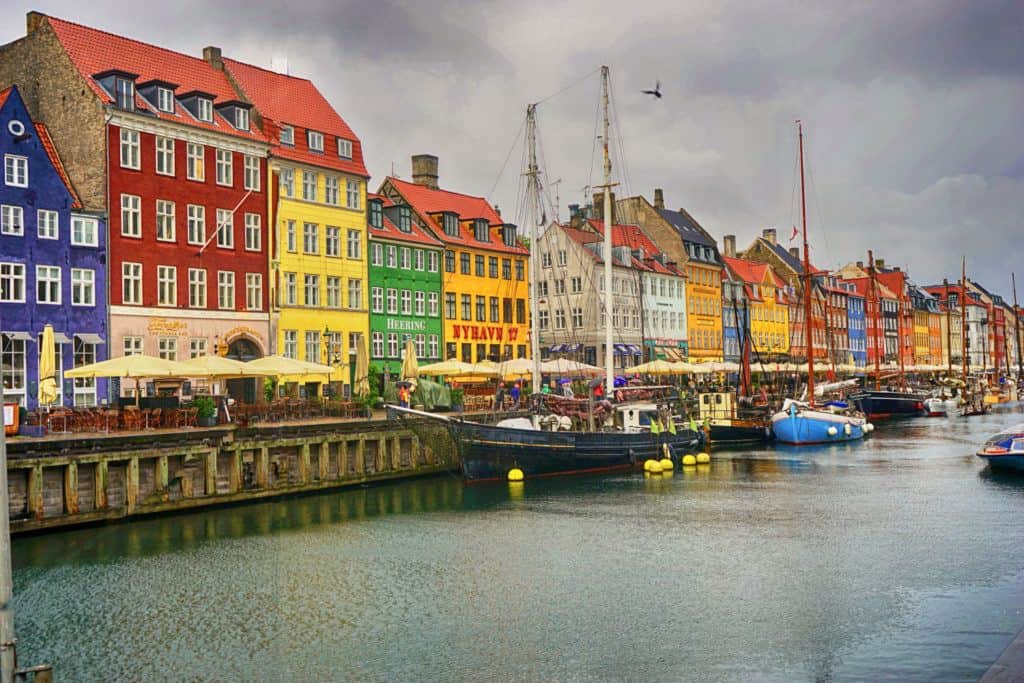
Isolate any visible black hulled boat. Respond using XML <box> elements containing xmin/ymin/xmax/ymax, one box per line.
<box><xmin>849</xmin><ymin>389</ymin><xmax>926</xmax><ymax>419</ymax></box>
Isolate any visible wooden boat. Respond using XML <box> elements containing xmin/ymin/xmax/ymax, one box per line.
<box><xmin>976</xmin><ymin>423</ymin><xmax>1024</xmax><ymax>472</ymax></box>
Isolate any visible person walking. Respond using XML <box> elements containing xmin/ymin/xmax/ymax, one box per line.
<box><xmin>398</xmin><ymin>383</ymin><xmax>410</xmax><ymax>409</ymax></box>
<box><xmin>510</xmin><ymin>381</ymin><xmax>522</xmax><ymax>409</ymax></box>
<box><xmin>493</xmin><ymin>382</ymin><xmax>506</xmax><ymax>412</ymax></box>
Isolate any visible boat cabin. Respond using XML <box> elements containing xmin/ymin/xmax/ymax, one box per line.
<box><xmin>699</xmin><ymin>392</ymin><xmax>736</xmax><ymax>421</ymax></box>
<box><xmin>617</xmin><ymin>403</ymin><xmax>663</xmax><ymax>433</ymax></box>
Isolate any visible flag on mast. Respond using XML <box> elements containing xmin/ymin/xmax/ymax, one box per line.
<box><xmin>789</xmin><ymin>225</ymin><xmax>799</xmax><ymax>242</ymax></box>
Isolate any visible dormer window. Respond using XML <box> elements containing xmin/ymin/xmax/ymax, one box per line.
<box><xmin>337</xmin><ymin>138</ymin><xmax>352</xmax><ymax>159</ymax></box>
<box><xmin>280</xmin><ymin>124</ymin><xmax>294</xmax><ymax>146</ymax></box>
<box><xmin>398</xmin><ymin>206</ymin><xmax>411</xmax><ymax>233</ymax></box>
<box><xmin>197</xmin><ymin>97</ymin><xmax>213</xmax><ymax>122</ymax></box>
<box><xmin>474</xmin><ymin>219</ymin><xmax>489</xmax><ymax>242</ymax></box>
<box><xmin>369</xmin><ymin>201</ymin><xmax>382</xmax><ymax>229</ymax></box>
<box><xmin>235</xmin><ymin>108</ymin><xmax>249</xmax><ymax>131</ymax></box>
<box><xmin>442</xmin><ymin>212</ymin><xmax>458</xmax><ymax>237</ymax></box>
<box><xmin>502</xmin><ymin>224</ymin><xmax>517</xmax><ymax>247</ymax></box>
<box><xmin>157</xmin><ymin>87</ymin><xmax>174</xmax><ymax>113</ymax></box>
<box><xmin>115</xmin><ymin>77</ymin><xmax>135</xmax><ymax>111</ymax></box>
<box><xmin>308</xmin><ymin>130</ymin><xmax>324</xmax><ymax>152</ymax></box>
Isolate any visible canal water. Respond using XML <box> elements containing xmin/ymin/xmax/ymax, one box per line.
<box><xmin>11</xmin><ymin>405</ymin><xmax>1024</xmax><ymax>681</ymax></box>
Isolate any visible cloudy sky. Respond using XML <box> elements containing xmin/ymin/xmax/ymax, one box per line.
<box><xmin>4</xmin><ymin>1</ymin><xmax>1022</xmax><ymax>294</ymax></box>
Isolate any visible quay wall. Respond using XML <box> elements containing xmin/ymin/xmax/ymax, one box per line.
<box><xmin>4</xmin><ymin>416</ymin><xmax>464</xmax><ymax>535</ymax></box>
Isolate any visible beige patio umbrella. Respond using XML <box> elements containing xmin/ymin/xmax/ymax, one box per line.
<box><xmin>37</xmin><ymin>324</ymin><xmax>59</xmax><ymax>408</ymax></box>
<box><xmin>419</xmin><ymin>359</ymin><xmax>484</xmax><ymax>377</ymax></box>
<box><xmin>629</xmin><ymin>359</ymin><xmax>687</xmax><ymax>375</ymax></box>
<box><xmin>353</xmin><ymin>336</ymin><xmax>371</xmax><ymax>398</ymax></box>
<box><xmin>400</xmin><ymin>338</ymin><xmax>419</xmax><ymax>384</ymax></box>
<box><xmin>181</xmin><ymin>354</ymin><xmax>272</xmax><ymax>379</ymax></box>
<box><xmin>498</xmin><ymin>357</ymin><xmax>535</xmax><ymax>380</ymax></box>
<box><xmin>245</xmin><ymin>355</ymin><xmax>333</xmax><ymax>377</ymax></box>
<box><xmin>66</xmin><ymin>353</ymin><xmax>195</xmax><ymax>406</ymax></box>
<box><xmin>538</xmin><ymin>358</ymin><xmax>603</xmax><ymax>376</ymax></box>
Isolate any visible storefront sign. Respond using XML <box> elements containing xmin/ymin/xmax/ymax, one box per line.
<box><xmin>386</xmin><ymin>318</ymin><xmax>427</xmax><ymax>332</ymax></box>
<box><xmin>147</xmin><ymin>318</ymin><xmax>189</xmax><ymax>336</ymax></box>
<box><xmin>450</xmin><ymin>324</ymin><xmax>520</xmax><ymax>342</ymax></box>
<box><xmin>225</xmin><ymin>325</ymin><xmax>265</xmax><ymax>342</ymax></box>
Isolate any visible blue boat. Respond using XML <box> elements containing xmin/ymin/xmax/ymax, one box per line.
<box><xmin>771</xmin><ymin>399</ymin><xmax>873</xmax><ymax>445</ymax></box>
<box><xmin>976</xmin><ymin>423</ymin><xmax>1024</xmax><ymax>472</ymax></box>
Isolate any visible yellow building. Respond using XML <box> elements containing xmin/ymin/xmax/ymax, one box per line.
<box><xmin>686</xmin><ymin>260</ymin><xmax>724</xmax><ymax>361</ymax></box>
<box><xmin>381</xmin><ymin>159</ymin><xmax>530</xmax><ymax>363</ymax></box>
<box><xmin>724</xmin><ymin>256</ymin><xmax>790</xmax><ymax>359</ymax></box>
<box><xmin>224</xmin><ymin>58</ymin><xmax>369</xmax><ymax>394</ymax></box>
<box><xmin>913</xmin><ymin>309</ymin><xmax>930</xmax><ymax>365</ymax></box>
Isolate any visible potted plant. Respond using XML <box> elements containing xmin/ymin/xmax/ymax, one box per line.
<box><xmin>192</xmin><ymin>395</ymin><xmax>217</xmax><ymax>427</ymax></box>
<box><xmin>450</xmin><ymin>388</ymin><xmax>465</xmax><ymax>413</ymax></box>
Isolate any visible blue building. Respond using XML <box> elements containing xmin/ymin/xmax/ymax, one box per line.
<box><xmin>1</xmin><ymin>86</ymin><xmax>107</xmax><ymax>409</ymax></box>
<box><xmin>721</xmin><ymin>262</ymin><xmax>748</xmax><ymax>365</ymax></box>
<box><xmin>846</xmin><ymin>284</ymin><xmax>867</xmax><ymax>369</ymax></box>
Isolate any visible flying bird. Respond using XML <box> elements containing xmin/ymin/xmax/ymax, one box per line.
<box><xmin>642</xmin><ymin>80</ymin><xmax>662</xmax><ymax>99</ymax></box>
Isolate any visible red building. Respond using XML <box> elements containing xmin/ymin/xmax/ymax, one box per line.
<box><xmin>1</xmin><ymin>14</ymin><xmax>272</xmax><ymax>371</ymax></box>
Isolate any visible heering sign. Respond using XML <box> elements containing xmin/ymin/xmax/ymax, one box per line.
<box><xmin>386</xmin><ymin>318</ymin><xmax>427</xmax><ymax>332</ymax></box>
<box><xmin>450</xmin><ymin>324</ymin><xmax>520</xmax><ymax>342</ymax></box>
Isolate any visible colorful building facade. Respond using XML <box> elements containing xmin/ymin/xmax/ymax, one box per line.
<box><xmin>723</xmin><ymin>255</ymin><xmax>790</xmax><ymax>362</ymax></box>
<box><xmin>0</xmin><ymin>85</ymin><xmax>107</xmax><ymax>408</ymax></box>
<box><xmin>367</xmin><ymin>195</ymin><xmax>443</xmax><ymax>374</ymax></box>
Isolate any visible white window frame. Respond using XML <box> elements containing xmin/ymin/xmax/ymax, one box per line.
<box><xmin>324</xmin><ymin>175</ymin><xmax>339</xmax><ymax>205</ymax></box>
<box><xmin>371</xmin><ymin>286</ymin><xmax>384</xmax><ymax>313</ymax></box>
<box><xmin>186</xmin><ymin>143</ymin><xmax>205</xmax><ymax>181</ymax></box>
<box><xmin>285</xmin><ymin>220</ymin><xmax>297</xmax><ymax>252</ymax></box>
<box><xmin>156</xmin><ymin>199</ymin><xmax>175</xmax><ymax>242</ymax></box>
<box><xmin>235</xmin><ymin>108</ymin><xmax>249</xmax><ymax>131</ymax></box>
<box><xmin>307</xmin><ymin>130</ymin><xmax>324</xmax><ymax>152</ymax></box>
<box><xmin>123</xmin><ymin>336</ymin><xmax>143</xmax><ymax>357</ymax></box>
<box><xmin>216</xmin><ymin>209</ymin><xmax>234</xmax><ymax>248</ymax></box>
<box><xmin>304</xmin><ymin>274</ymin><xmax>320</xmax><ymax>307</ymax></box>
<box><xmin>303</xmin><ymin>222</ymin><xmax>318</xmax><ymax>254</ymax></box>
<box><xmin>280</xmin><ymin>125</ymin><xmax>294</xmax><ymax>146</ymax></box>
<box><xmin>36</xmin><ymin>265</ymin><xmax>61</xmax><ymax>305</ymax></box>
<box><xmin>217</xmin><ymin>270</ymin><xmax>235</xmax><ymax>310</ymax></box>
<box><xmin>1</xmin><ymin>205</ymin><xmax>23</xmax><ymax>236</ymax></box>
<box><xmin>188</xmin><ymin>268</ymin><xmax>207</xmax><ymax>308</ymax></box>
<box><xmin>244</xmin><ymin>213</ymin><xmax>261</xmax><ymax>251</ymax></box>
<box><xmin>325</xmin><ymin>226</ymin><xmax>341</xmax><ymax>257</ymax></box>
<box><xmin>283</xmin><ymin>272</ymin><xmax>297</xmax><ymax>306</ymax></box>
<box><xmin>155</xmin><ymin>136</ymin><xmax>175</xmax><ymax>176</ymax></box>
<box><xmin>122</xmin><ymin>262</ymin><xmax>142</xmax><ymax>305</ymax></box>
<box><xmin>119</xmin><ymin>129</ymin><xmax>140</xmax><ymax>169</ymax></box>
<box><xmin>283</xmin><ymin>330</ymin><xmax>298</xmax><ymax>359</ymax></box>
<box><xmin>371</xmin><ymin>243</ymin><xmax>383</xmax><ymax>267</ymax></box>
<box><xmin>4</xmin><ymin>155</ymin><xmax>28</xmax><ymax>187</ymax></box>
<box><xmin>158</xmin><ymin>336</ymin><xmax>178</xmax><ymax>361</ymax></box>
<box><xmin>0</xmin><ymin>263</ymin><xmax>26</xmax><ymax>303</ymax></box>
<box><xmin>243</xmin><ymin>155</ymin><xmax>260</xmax><ymax>191</ymax></box>
<box><xmin>337</xmin><ymin>138</ymin><xmax>352</xmax><ymax>158</ymax></box>
<box><xmin>215</xmin><ymin>149</ymin><xmax>233</xmax><ymax>186</ymax></box>
<box><xmin>347</xmin><ymin>229</ymin><xmax>361</xmax><ymax>259</ymax></box>
<box><xmin>346</xmin><ymin>179</ymin><xmax>360</xmax><ymax>209</ymax></box>
<box><xmin>326</xmin><ymin>276</ymin><xmax>342</xmax><ymax>309</ymax></box>
<box><xmin>37</xmin><ymin>209</ymin><xmax>58</xmax><ymax>240</ymax></box>
<box><xmin>157</xmin><ymin>87</ymin><xmax>175</xmax><ymax>113</ymax></box>
<box><xmin>302</xmin><ymin>171</ymin><xmax>317</xmax><ymax>201</ymax></box>
<box><xmin>71</xmin><ymin>268</ymin><xmax>95</xmax><ymax>306</ymax></box>
<box><xmin>246</xmin><ymin>273</ymin><xmax>262</xmax><ymax>311</ymax></box>
<box><xmin>120</xmin><ymin>194</ymin><xmax>141</xmax><ymax>237</ymax></box>
<box><xmin>157</xmin><ymin>265</ymin><xmax>177</xmax><ymax>306</ymax></box>
<box><xmin>348</xmin><ymin>279</ymin><xmax>362</xmax><ymax>309</ymax></box>
<box><xmin>197</xmin><ymin>97</ymin><xmax>213</xmax><ymax>123</ymax></box>
<box><xmin>187</xmin><ymin>204</ymin><xmax>205</xmax><ymax>244</ymax></box>
<box><xmin>71</xmin><ymin>216</ymin><xmax>98</xmax><ymax>247</ymax></box>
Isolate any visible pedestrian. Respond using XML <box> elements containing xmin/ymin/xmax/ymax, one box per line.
<box><xmin>593</xmin><ymin>382</ymin><xmax>604</xmax><ymax>401</ymax></box>
<box><xmin>493</xmin><ymin>382</ymin><xmax>506</xmax><ymax>412</ymax></box>
<box><xmin>561</xmin><ymin>379</ymin><xmax>575</xmax><ymax>398</ymax></box>
<box><xmin>398</xmin><ymin>383</ymin><xmax>410</xmax><ymax>408</ymax></box>
<box><xmin>510</xmin><ymin>381</ymin><xmax>521</xmax><ymax>409</ymax></box>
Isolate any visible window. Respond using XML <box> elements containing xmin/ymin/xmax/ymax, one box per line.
<box><xmin>398</xmin><ymin>206</ymin><xmax>411</xmax><ymax>231</ymax></box>
<box><xmin>428</xmin><ymin>335</ymin><xmax>438</xmax><ymax>359</ymax></box>
<box><xmin>460</xmin><ymin>252</ymin><xmax>471</xmax><ymax>275</ymax></box>
<box><xmin>502</xmin><ymin>298</ymin><xmax>512</xmax><ymax>323</ymax></box>
<box><xmin>538</xmin><ymin>280</ymin><xmax>548</xmax><ymax>296</ymax></box>
<box><xmin>572</xmin><ymin>307</ymin><xmax>583</xmax><ymax>327</ymax></box>
<box><xmin>489</xmin><ymin>257</ymin><xmax>498</xmax><ymax>278</ymax></box>
<box><xmin>369</xmin><ymin>201</ymin><xmax>383</xmax><ymax>228</ymax></box>
<box><xmin>280</xmin><ymin>168</ymin><xmax>294</xmax><ymax>197</ymax></box>
<box><xmin>283</xmin><ymin>272</ymin><xmax>297</xmax><ymax>305</ymax></box>
<box><xmin>71</xmin><ymin>216</ymin><xmax>98</xmax><ymax>246</ymax></box>
<box><xmin>1</xmin><ymin>336</ymin><xmax>26</xmax><ymax>405</ymax></box>
<box><xmin>246</xmin><ymin>273</ymin><xmax>262</xmax><ymax>310</ymax></box>
<box><xmin>461</xmin><ymin>294</ymin><xmax>471</xmax><ymax>320</ymax></box>
<box><xmin>324</xmin><ymin>176</ymin><xmax>339</xmax><ymax>205</ymax></box>
<box><xmin>337</xmin><ymin>138</ymin><xmax>352</xmax><ymax>158</ymax></box>
<box><xmin>303</xmin><ymin>222</ymin><xmax>318</xmax><ymax>254</ymax></box>
<box><xmin>387</xmin><ymin>333</ymin><xmax>399</xmax><ymax>359</ymax></box>
<box><xmin>0</xmin><ymin>206</ymin><xmax>22</xmax><ymax>236</ymax></box>
<box><xmin>555</xmin><ymin>309</ymin><xmax>566</xmax><ymax>329</ymax></box>
<box><xmin>371</xmin><ymin>243</ymin><xmax>383</xmax><ymax>266</ymax></box>
<box><xmin>387</xmin><ymin>288</ymin><xmax>398</xmax><ymax>314</ymax></box>
<box><xmin>123</xmin><ymin>336</ymin><xmax>144</xmax><ymax>357</ymax></box>
<box><xmin>401</xmin><ymin>289</ymin><xmax>412</xmax><ymax>315</ymax></box>
<box><xmin>197</xmin><ymin>97</ymin><xmax>213</xmax><ymax>122</ymax></box>
<box><xmin>244</xmin><ymin>214</ymin><xmax>261</xmax><ymax>251</ymax></box>
<box><xmin>490</xmin><ymin>297</ymin><xmax>499</xmax><ymax>322</ymax></box>
<box><xmin>280</xmin><ymin>125</ymin><xmax>294</xmax><ymax>146</ymax></box>
<box><xmin>216</xmin><ymin>209</ymin><xmax>234</xmax><ymax>248</ymax></box>
<box><xmin>156</xmin><ymin>199</ymin><xmax>175</xmax><ymax>242</ymax></box>
<box><xmin>348</xmin><ymin>279</ymin><xmax>362</xmax><ymax>309</ymax></box>
<box><xmin>400</xmin><ymin>247</ymin><xmax>411</xmax><ymax>269</ymax></box>
<box><xmin>475</xmin><ymin>255</ymin><xmax>485</xmax><ymax>277</ymax></box>
<box><xmin>122</xmin><ymin>262</ymin><xmax>142</xmax><ymax>304</ymax></box>
<box><xmin>539</xmin><ymin>310</ymin><xmax>549</xmax><ymax>329</ymax></box>
<box><xmin>371</xmin><ymin>286</ymin><xmax>384</xmax><ymax>313</ymax></box>
<box><xmin>307</xmin><ymin>130</ymin><xmax>324</xmax><ymax>152</ymax></box>
<box><xmin>2</xmin><ymin>154</ymin><xmax>29</xmax><ymax>190</ymax></box>
<box><xmin>235</xmin><ymin>108</ymin><xmax>249</xmax><ymax>131</ymax></box>
<box><xmin>189</xmin><ymin>268</ymin><xmax>207</xmax><ymax>308</ymax></box>
<box><xmin>372</xmin><ymin>332</ymin><xmax>384</xmax><ymax>358</ymax></box>
<box><xmin>346</xmin><ymin>180</ymin><xmax>360</xmax><ymax>209</ymax></box>
<box><xmin>304</xmin><ymin>274</ymin><xmax>320</xmax><ymax>306</ymax></box>
<box><xmin>327</xmin><ymin>276</ymin><xmax>342</xmax><ymax>308</ymax></box>
<box><xmin>557</xmin><ymin>249</ymin><xmax>567</xmax><ymax>266</ymax></box>
<box><xmin>347</xmin><ymin>230</ymin><xmax>361</xmax><ymax>259</ymax></box>
<box><xmin>571</xmin><ymin>276</ymin><xmax>582</xmax><ymax>293</ymax></box>
<box><xmin>414</xmin><ymin>249</ymin><xmax>425</xmax><ymax>271</ymax></box>
<box><xmin>216</xmin><ymin>149</ymin><xmax>233</xmax><ymax>186</ymax></box>
<box><xmin>555</xmin><ymin>279</ymin><xmax>565</xmax><ymax>294</ymax></box>
<box><xmin>120</xmin><ymin>194</ymin><xmax>141</xmax><ymax>237</ymax></box>
<box><xmin>183</xmin><ymin>205</ymin><xmax>205</xmax><ymax>245</ymax></box>
<box><xmin>427</xmin><ymin>252</ymin><xmax>439</xmax><ymax>273</ymax></box>
<box><xmin>158</xmin><ymin>336</ymin><xmax>177</xmax><ymax>361</ymax></box>
<box><xmin>415</xmin><ymin>334</ymin><xmax>425</xmax><ymax>358</ymax></box>
<box><xmin>415</xmin><ymin>291</ymin><xmax>426</xmax><ymax>316</ymax></box>
<box><xmin>71</xmin><ymin>268</ymin><xmax>95</xmax><ymax>306</ymax></box>
<box><xmin>428</xmin><ymin>292</ymin><xmax>439</xmax><ymax>317</ymax></box>
<box><xmin>444</xmin><ymin>293</ymin><xmax>456</xmax><ymax>318</ymax></box>
<box><xmin>36</xmin><ymin>265</ymin><xmax>61</xmax><ymax>304</ymax></box>
<box><xmin>119</xmin><ymin>129</ymin><xmax>140</xmax><ymax>169</ymax></box>
<box><xmin>217</xmin><ymin>271</ymin><xmax>236</xmax><ymax>309</ymax></box>
<box><xmin>474</xmin><ymin>219</ymin><xmax>489</xmax><ymax>242</ymax></box>
<box><xmin>386</xmin><ymin>245</ymin><xmax>397</xmax><ymax>268</ymax></box>
<box><xmin>186</xmin><ymin>143</ymin><xmax>204</xmax><ymax>181</ymax></box>
<box><xmin>444</xmin><ymin>250</ymin><xmax>455</xmax><ymax>273</ymax></box>
<box><xmin>302</xmin><ymin>171</ymin><xmax>317</xmax><ymax>201</ymax></box>
<box><xmin>73</xmin><ymin>338</ymin><xmax>97</xmax><ymax>406</ymax></box>
<box><xmin>542</xmin><ymin>252</ymin><xmax>552</xmax><ymax>268</ymax></box>
<box><xmin>0</xmin><ymin>263</ymin><xmax>25</xmax><ymax>302</ymax></box>
<box><xmin>516</xmin><ymin>299</ymin><xmax>525</xmax><ymax>324</ymax></box>
<box><xmin>243</xmin><ymin>155</ymin><xmax>260</xmax><ymax>191</ymax></box>
<box><xmin>155</xmin><ymin>136</ymin><xmax>175</xmax><ymax>176</ymax></box>
<box><xmin>36</xmin><ymin>209</ymin><xmax>58</xmax><ymax>239</ymax></box>
<box><xmin>157</xmin><ymin>87</ymin><xmax>174</xmax><ymax>113</ymax></box>
<box><xmin>515</xmin><ymin>259</ymin><xmax>525</xmax><ymax>282</ymax></box>
<box><xmin>157</xmin><ymin>265</ymin><xmax>176</xmax><ymax>306</ymax></box>
<box><xmin>189</xmin><ymin>338</ymin><xmax>208</xmax><ymax>359</ymax></box>
<box><xmin>283</xmin><ymin>330</ymin><xmax>298</xmax><ymax>359</ymax></box>
<box><xmin>501</xmin><ymin>259</ymin><xmax>511</xmax><ymax>280</ymax></box>
<box><xmin>476</xmin><ymin>296</ymin><xmax>486</xmax><ymax>321</ymax></box>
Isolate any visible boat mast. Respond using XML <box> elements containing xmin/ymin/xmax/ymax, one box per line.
<box><xmin>1014</xmin><ymin>272</ymin><xmax>1023</xmax><ymax>381</ymax></box>
<box><xmin>600</xmin><ymin>65</ymin><xmax>615</xmax><ymax>397</ymax></box>
<box><xmin>797</xmin><ymin>121</ymin><xmax>815</xmax><ymax>406</ymax></box>
<box><xmin>525</xmin><ymin>104</ymin><xmax>541</xmax><ymax>392</ymax></box>
<box><xmin>868</xmin><ymin>250</ymin><xmax>882</xmax><ymax>390</ymax></box>
<box><xmin>944</xmin><ymin>278</ymin><xmax>952</xmax><ymax>375</ymax></box>
<box><xmin>961</xmin><ymin>257</ymin><xmax>968</xmax><ymax>383</ymax></box>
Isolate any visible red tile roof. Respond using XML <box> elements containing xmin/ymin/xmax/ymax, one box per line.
<box><xmin>222</xmin><ymin>58</ymin><xmax>367</xmax><ymax>177</ymax></box>
<box><xmin>387</xmin><ymin>177</ymin><xmax>527</xmax><ymax>255</ymax></box>
<box><xmin>45</xmin><ymin>15</ymin><xmax>265</xmax><ymax>143</ymax></box>
<box><xmin>34</xmin><ymin>123</ymin><xmax>82</xmax><ymax>209</ymax></box>
<box><xmin>368</xmin><ymin>198</ymin><xmax>442</xmax><ymax>248</ymax></box>
<box><xmin>560</xmin><ymin>224</ymin><xmax>639</xmax><ymax>269</ymax></box>
<box><xmin>583</xmin><ymin>219</ymin><xmax>684</xmax><ymax>275</ymax></box>
<box><xmin>0</xmin><ymin>87</ymin><xmax>11</xmax><ymax>110</ymax></box>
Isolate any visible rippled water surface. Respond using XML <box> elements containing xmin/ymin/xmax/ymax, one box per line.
<box><xmin>12</xmin><ymin>405</ymin><xmax>1024</xmax><ymax>681</ymax></box>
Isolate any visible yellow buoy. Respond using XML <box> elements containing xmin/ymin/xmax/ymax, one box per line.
<box><xmin>648</xmin><ymin>460</ymin><xmax>663</xmax><ymax>474</ymax></box>
<box><xmin>643</xmin><ymin>459</ymin><xmax>658</xmax><ymax>472</ymax></box>
<box><xmin>507</xmin><ymin>468</ymin><xmax>524</xmax><ymax>482</ymax></box>
<box><xmin>659</xmin><ymin>457</ymin><xmax>674</xmax><ymax>471</ymax></box>
<box><xmin>682</xmin><ymin>454</ymin><xmax>697</xmax><ymax>466</ymax></box>
<box><xmin>696</xmin><ymin>453</ymin><xmax>711</xmax><ymax>464</ymax></box>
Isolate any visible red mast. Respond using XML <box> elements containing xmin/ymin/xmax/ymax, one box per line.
<box><xmin>868</xmin><ymin>250</ymin><xmax>882</xmax><ymax>390</ymax></box>
<box><xmin>798</xmin><ymin>121</ymin><xmax>815</xmax><ymax>407</ymax></box>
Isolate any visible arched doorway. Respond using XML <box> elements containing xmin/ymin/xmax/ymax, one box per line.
<box><xmin>226</xmin><ymin>336</ymin><xmax>263</xmax><ymax>404</ymax></box>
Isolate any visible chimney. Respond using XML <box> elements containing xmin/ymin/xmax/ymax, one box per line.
<box><xmin>723</xmin><ymin>234</ymin><xmax>736</xmax><ymax>258</ymax></box>
<box><xmin>763</xmin><ymin>228</ymin><xmax>777</xmax><ymax>245</ymax></box>
<box><xmin>27</xmin><ymin>11</ymin><xmax>46</xmax><ymax>34</ymax></box>
<box><xmin>203</xmin><ymin>46</ymin><xmax>224</xmax><ymax>71</ymax></box>
<box><xmin>893</xmin><ymin>266</ymin><xmax>900</xmax><ymax>272</ymax></box>
<box><xmin>789</xmin><ymin>247</ymin><xmax>800</xmax><ymax>260</ymax></box>
<box><xmin>593</xmin><ymin>191</ymin><xmax>616</xmax><ymax>224</ymax></box>
<box><xmin>856</xmin><ymin>261</ymin><xmax>863</xmax><ymax>269</ymax></box>
<box><xmin>411</xmin><ymin>154</ymin><xmax>439</xmax><ymax>189</ymax></box>
<box><xmin>653</xmin><ymin>188</ymin><xmax>664</xmax><ymax>209</ymax></box>
<box><xmin>568</xmin><ymin>203</ymin><xmax>580</xmax><ymax>218</ymax></box>
<box><xmin>875</xmin><ymin>258</ymin><xmax>885</xmax><ymax>269</ymax></box>
<box><xmin>494</xmin><ymin>205</ymin><xmax>501</xmax><ymax>217</ymax></box>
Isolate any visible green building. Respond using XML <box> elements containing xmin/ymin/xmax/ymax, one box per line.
<box><xmin>367</xmin><ymin>195</ymin><xmax>444</xmax><ymax>374</ymax></box>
